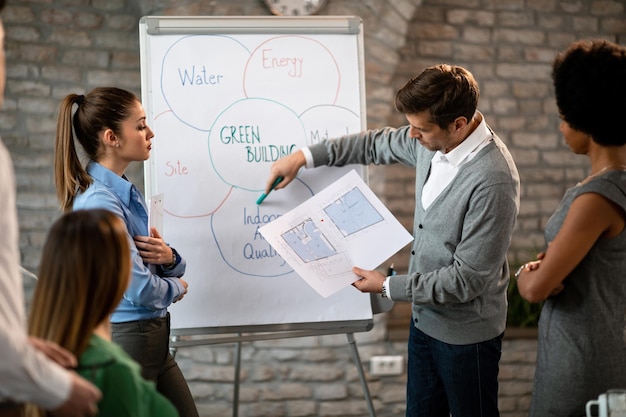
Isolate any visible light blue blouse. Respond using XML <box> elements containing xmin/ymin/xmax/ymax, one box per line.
<box><xmin>74</xmin><ymin>161</ymin><xmax>186</xmax><ymax>323</ymax></box>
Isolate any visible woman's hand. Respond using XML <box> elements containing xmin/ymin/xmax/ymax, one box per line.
<box><xmin>134</xmin><ymin>227</ymin><xmax>174</xmax><ymax>266</ymax></box>
<box><xmin>517</xmin><ymin>251</ymin><xmax>564</xmax><ymax>301</ymax></box>
<box><xmin>174</xmin><ymin>278</ymin><xmax>189</xmax><ymax>303</ymax></box>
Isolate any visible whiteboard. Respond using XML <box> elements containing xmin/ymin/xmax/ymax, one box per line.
<box><xmin>139</xmin><ymin>16</ymin><xmax>373</xmax><ymax>332</ymax></box>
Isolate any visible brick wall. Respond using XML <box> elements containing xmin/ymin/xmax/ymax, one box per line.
<box><xmin>3</xmin><ymin>0</ymin><xmax>624</xmax><ymax>416</ymax></box>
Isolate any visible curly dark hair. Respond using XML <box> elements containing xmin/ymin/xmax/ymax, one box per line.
<box><xmin>552</xmin><ymin>39</ymin><xmax>626</xmax><ymax>146</ymax></box>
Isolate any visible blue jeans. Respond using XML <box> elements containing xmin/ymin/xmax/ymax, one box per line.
<box><xmin>406</xmin><ymin>322</ymin><xmax>502</xmax><ymax>417</ymax></box>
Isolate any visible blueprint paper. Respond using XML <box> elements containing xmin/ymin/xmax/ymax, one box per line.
<box><xmin>259</xmin><ymin>170</ymin><xmax>414</xmax><ymax>298</ymax></box>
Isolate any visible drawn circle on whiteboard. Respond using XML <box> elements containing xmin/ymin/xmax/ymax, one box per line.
<box><xmin>207</xmin><ymin>98</ymin><xmax>307</xmax><ymax>191</ymax></box>
<box><xmin>160</xmin><ymin>34</ymin><xmax>251</xmax><ymax>131</ymax></box>
<box><xmin>210</xmin><ymin>183</ymin><xmax>314</xmax><ymax>277</ymax></box>
<box><xmin>299</xmin><ymin>104</ymin><xmax>362</xmax><ymax>144</ymax></box>
<box><xmin>151</xmin><ymin>110</ymin><xmax>232</xmax><ymax>217</ymax></box>
<box><xmin>243</xmin><ymin>35</ymin><xmax>341</xmax><ymax>114</ymax></box>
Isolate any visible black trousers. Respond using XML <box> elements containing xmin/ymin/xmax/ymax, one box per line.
<box><xmin>112</xmin><ymin>313</ymin><xmax>199</xmax><ymax>417</ymax></box>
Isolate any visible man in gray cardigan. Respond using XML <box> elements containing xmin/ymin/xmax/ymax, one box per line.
<box><xmin>265</xmin><ymin>64</ymin><xmax>519</xmax><ymax>417</ymax></box>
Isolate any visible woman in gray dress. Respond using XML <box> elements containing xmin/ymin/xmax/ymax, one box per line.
<box><xmin>516</xmin><ymin>39</ymin><xmax>626</xmax><ymax>417</ymax></box>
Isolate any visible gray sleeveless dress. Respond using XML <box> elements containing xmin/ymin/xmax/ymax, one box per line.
<box><xmin>529</xmin><ymin>171</ymin><xmax>626</xmax><ymax>417</ymax></box>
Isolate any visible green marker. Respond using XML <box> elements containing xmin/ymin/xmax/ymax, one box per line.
<box><xmin>256</xmin><ymin>176</ymin><xmax>284</xmax><ymax>205</ymax></box>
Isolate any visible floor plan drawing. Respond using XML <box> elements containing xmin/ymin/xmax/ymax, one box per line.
<box><xmin>261</xmin><ymin>170</ymin><xmax>413</xmax><ymax>297</ymax></box>
<box><xmin>323</xmin><ymin>187</ymin><xmax>384</xmax><ymax>237</ymax></box>
<box><xmin>282</xmin><ymin>218</ymin><xmax>337</xmax><ymax>263</ymax></box>
<box><xmin>281</xmin><ymin>217</ymin><xmax>352</xmax><ymax>281</ymax></box>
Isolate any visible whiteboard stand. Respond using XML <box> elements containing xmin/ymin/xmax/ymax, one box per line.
<box><xmin>347</xmin><ymin>332</ymin><xmax>376</xmax><ymax>417</ymax></box>
<box><xmin>170</xmin><ymin>329</ymin><xmax>376</xmax><ymax>417</ymax></box>
<box><xmin>169</xmin><ymin>294</ymin><xmax>392</xmax><ymax>416</ymax></box>
<box><xmin>233</xmin><ymin>334</ymin><xmax>242</xmax><ymax>417</ymax></box>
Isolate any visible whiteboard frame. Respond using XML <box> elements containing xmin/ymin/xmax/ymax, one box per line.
<box><xmin>139</xmin><ymin>15</ymin><xmax>380</xmax><ymax>339</ymax></box>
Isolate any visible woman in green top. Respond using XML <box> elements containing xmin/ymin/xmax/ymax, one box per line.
<box><xmin>27</xmin><ymin>209</ymin><xmax>179</xmax><ymax>417</ymax></box>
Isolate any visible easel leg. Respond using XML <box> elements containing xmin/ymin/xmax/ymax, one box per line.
<box><xmin>347</xmin><ymin>333</ymin><xmax>377</xmax><ymax>417</ymax></box>
<box><xmin>233</xmin><ymin>337</ymin><xmax>242</xmax><ymax>417</ymax></box>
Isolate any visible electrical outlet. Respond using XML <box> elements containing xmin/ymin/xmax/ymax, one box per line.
<box><xmin>370</xmin><ymin>355</ymin><xmax>404</xmax><ymax>376</ymax></box>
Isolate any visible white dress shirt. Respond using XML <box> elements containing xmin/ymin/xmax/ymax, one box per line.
<box><xmin>0</xmin><ymin>139</ymin><xmax>71</xmax><ymax>407</ymax></box>
<box><xmin>421</xmin><ymin>113</ymin><xmax>492</xmax><ymax>209</ymax></box>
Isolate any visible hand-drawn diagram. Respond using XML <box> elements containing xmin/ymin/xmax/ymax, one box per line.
<box><xmin>141</xmin><ymin>20</ymin><xmax>371</xmax><ymax>329</ymax></box>
<box><xmin>148</xmin><ymin>33</ymin><xmax>362</xmax><ymax>278</ymax></box>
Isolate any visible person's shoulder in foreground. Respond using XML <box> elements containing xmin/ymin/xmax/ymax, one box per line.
<box><xmin>78</xmin><ymin>334</ymin><xmax>179</xmax><ymax>417</ymax></box>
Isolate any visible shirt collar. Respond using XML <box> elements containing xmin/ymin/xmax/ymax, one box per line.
<box><xmin>431</xmin><ymin>111</ymin><xmax>491</xmax><ymax>168</ymax></box>
<box><xmin>86</xmin><ymin>161</ymin><xmax>133</xmax><ymax>207</ymax></box>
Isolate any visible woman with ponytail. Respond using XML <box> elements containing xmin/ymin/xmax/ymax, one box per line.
<box><xmin>53</xmin><ymin>87</ymin><xmax>198</xmax><ymax>417</ymax></box>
